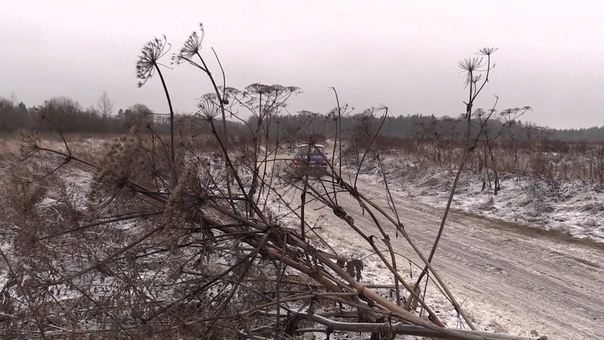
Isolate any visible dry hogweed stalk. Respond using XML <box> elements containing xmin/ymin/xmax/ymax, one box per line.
<box><xmin>137</xmin><ymin>34</ymin><xmax>177</xmax><ymax>170</ymax></box>
<box><xmin>136</xmin><ymin>35</ymin><xmax>171</xmax><ymax>88</ymax></box>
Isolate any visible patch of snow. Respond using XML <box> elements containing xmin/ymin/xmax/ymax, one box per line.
<box><xmin>354</xmin><ymin>155</ymin><xmax>604</xmax><ymax>244</ymax></box>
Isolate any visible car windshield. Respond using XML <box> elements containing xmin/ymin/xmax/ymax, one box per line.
<box><xmin>297</xmin><ymin>144</ymin><xmax>325</xmax><ymax>155</ymax></box>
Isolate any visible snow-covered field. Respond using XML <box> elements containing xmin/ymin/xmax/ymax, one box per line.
<box><xmin>2</xmin><ymin>139</ymin><xmax>600</xmax><ymax>339</ymax></box>
<box><xmin>354</xmin><ymin>155</ymin><xmax>604</xmax><ymax>244</ymax></box>
<box><xmin>280</xmin><ymin>151</ymin><xmax>604</xmax><ymax>339</ymax></box>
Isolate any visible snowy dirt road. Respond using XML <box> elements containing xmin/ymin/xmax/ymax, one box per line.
<box><xmin>282</xmin><ymin>174</ymin><xmax>604</xmax><ymax>339</ymax></box>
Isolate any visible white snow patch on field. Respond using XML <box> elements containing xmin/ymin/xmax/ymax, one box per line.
<box><xmin>355</xmin><ymin>155</ymin><xmax>604</xmax><ymax>244</ymax></box>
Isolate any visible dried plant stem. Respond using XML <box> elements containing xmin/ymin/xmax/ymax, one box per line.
<box><xmin>154</xmin><ymin>66</ymin><xmax>176</xmax><ymax>182</ymax></box>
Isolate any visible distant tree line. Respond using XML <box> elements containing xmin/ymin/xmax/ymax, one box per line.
<box><xmin>0</xmin><ymin>97</ymin><xmax>30</xmax><ymax>131</ymax></box>
<box><xmin>0</xmin><ymin>95</ymin><xmax>229</xmax><ymax>136</ymax></box>
<box><xmin>263</xmin><ymin>110</ymin><xmax>604</xmax><ymax>146</ymax></box>
<box><xmin>2</xmin><ymin>94</ymin><xmax>604</xmax><ymax>144</ymax></box>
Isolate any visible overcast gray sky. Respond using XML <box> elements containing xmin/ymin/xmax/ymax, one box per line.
<box><xmin>1</xmin><ymin>0</ymin><xmax>602</xmax><ymax>129</ymax></box>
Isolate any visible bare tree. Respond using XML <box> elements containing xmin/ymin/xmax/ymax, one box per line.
<box><xmin>97</xmin><ymin>91</ymin><xmax>114</xmax><ymax>117</ymax></box>
<box><xmin>9</xmin><ymin>91</ymin><xmax>18</xmax><ymax>106</ymax></box>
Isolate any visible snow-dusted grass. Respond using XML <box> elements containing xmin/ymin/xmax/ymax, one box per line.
<box><xmin>355</xmin><ymin>154</ymin><xmax>604</xmax><ymax>244</ymax></box>
<box><xmin>0</xmin><ymin>138</ymin><xmax>568</xmax><ymax>339</ymax></box>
